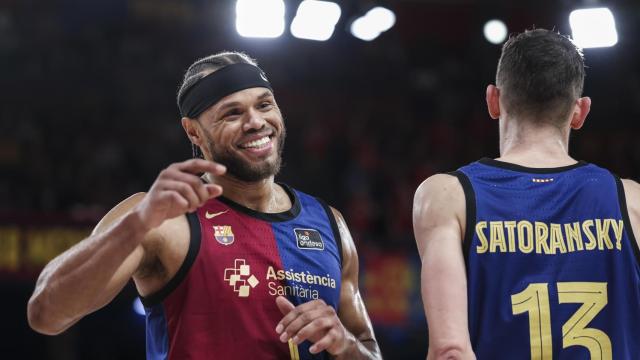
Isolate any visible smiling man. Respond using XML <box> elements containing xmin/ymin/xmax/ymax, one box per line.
<box><xmin>27</xmin><ymin>51</ymin><xmax>381</xmax><ymax>360</ymax></box>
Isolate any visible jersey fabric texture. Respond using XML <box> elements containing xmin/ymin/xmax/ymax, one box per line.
<box><xmin>454</xmin><ymin>158</ymin><xmax>640</xmax><ymax>360</ymax></box>
<box><xmin>141</xmin><ymin>184</ymin><xmax>343</xmax><ymax>360</ymax></box>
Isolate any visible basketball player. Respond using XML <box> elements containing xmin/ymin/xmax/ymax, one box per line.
<box><xmin>413</xmin><ymin>29</ymin><xmax>640</xmax><ymax>359</ymax></box>
<box><xmin>27</xmin><ymin>52</ymin><xmax>381</xmax><ymax>360</ymax></box>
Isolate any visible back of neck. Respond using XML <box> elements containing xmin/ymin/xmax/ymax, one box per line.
<box><xmin>498</xmin><ymin>120</ymin><xmax>576</xmax><ymax>168</ymax></box>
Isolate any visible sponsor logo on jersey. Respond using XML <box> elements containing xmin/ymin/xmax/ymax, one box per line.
<box><xmin>266</xmin><ymin>266</ymin><xmax>337</xmax><ymax>300</ymax></box>
<box><xmin>224</xmin><ymin>259</ymin><xmax>259</xmax><ymax>297</ymax></box>
<box><xmin>294</xmin><ymin>228</ymin><xmax>324</xmax><ymax>250</ymax></box>
<box><xmin>214</xmin><ymin>225</ymin><xmax>235</xmax><ymax>245</ymax></box>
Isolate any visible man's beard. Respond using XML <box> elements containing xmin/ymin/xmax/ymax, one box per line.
<box><xmin>204</xmin><ymin>128</ymin><xmax>286</xmax><ymax>182</ymax></box>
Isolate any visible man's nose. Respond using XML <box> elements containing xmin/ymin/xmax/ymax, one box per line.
<box><xmin>242</xmin><ymin>108</ymin><xmax>266</xmax><ymax>131</ymax></box>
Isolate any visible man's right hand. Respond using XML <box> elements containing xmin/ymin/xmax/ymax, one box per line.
<box><xmin>134</xmin><ymin>159</ymin><xmax>226</xmax><ymax>231</ymax></box>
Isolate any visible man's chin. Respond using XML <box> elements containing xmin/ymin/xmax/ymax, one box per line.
<box><xmin>212</xmin><ymin>144</ymin><xmax>282</xmax><ymax>182</ymax></box>
<box><xmin>227</xmin><ymin>169</ymin><xmax>276</xmax><ymax>183</ymax></box>
<box><xmin>222</xmin><ymin>159</ymin><xmax>280</xmax><ymax>183</ymax></box>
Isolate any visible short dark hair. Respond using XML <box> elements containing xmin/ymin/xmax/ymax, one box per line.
<box><xmin>176</xmin><ymin>51</ymin><xmax>258</xmax><ymax>112</ymax></box>
<box><xmin>496</xmin><ymin>29</ymin><xmax>585</xmax><ymax>124</ymax></box>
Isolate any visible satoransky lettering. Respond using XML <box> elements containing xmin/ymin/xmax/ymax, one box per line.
<box><xmin>474</xmin><ymin>218</ymin><xmax>625</xmax><ymax>255</ymax></box>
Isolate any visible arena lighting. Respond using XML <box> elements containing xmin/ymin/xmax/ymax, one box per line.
<box><xmin>569</xmin><ymin>7</ymin><xmax>618</xmax><ymax>48</ymax></box>
<box><xmin>350</xmin><ymin>17</ymin><xmax>379</xmax><ymax>41</ymax></box>
<box><xmin>235</xmin><ymin>0</ymin><xmax>285</xmax><ymax>38</ymax></box>
<box><xmin>350</xmin><ymin>6</ymin><xmax>396</xmax><ymax>41</ymax></box>
<box><xmin>291</xmin><ymin>1</ymin><xmax>342</xmax><ymax>41</ymax></box>
<box><xmin>483</xmin><ymin>19</ymin><xmax>508</xmax><ymax>44</ymax></box>
<box><xmin>133</xmin><ymin>298</ymin><xmax>145</xmax><ymax>316</ymax></box>
<box><xmin>364</xmin><ymin>6</ymin><xmax>395</xmax><ymax>33</ymax></box>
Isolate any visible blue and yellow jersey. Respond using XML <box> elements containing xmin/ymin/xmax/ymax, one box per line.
<box><xmin>454</xmin><ymin>158</ymin><xmax>640</xmax><ymax>359</ymax></box>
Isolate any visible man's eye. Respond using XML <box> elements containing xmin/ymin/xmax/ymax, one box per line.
<box><xmin>259</xmin><ymin>102</ymin><xmax>273</xmax><ymax>109</ymax></box>
<box><xmin>224</xmin><ymin>109</ymin><xmax>242</xmax><ymax>118</ymax></box>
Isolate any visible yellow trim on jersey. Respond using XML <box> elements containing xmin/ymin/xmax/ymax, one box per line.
<box><xmin>288</xmin><ymin>339</ymin><xmax>300</xmax><ymax>360</ymax></box>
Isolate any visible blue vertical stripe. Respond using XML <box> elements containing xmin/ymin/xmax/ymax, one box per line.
<box><xmin>270</xmin><ymin>191</ymin><xmax>342</xmax><ymax>360</ymax></box>
<box><xmin>145</xmin><ymin>303</ymin><xmax>169</xmax><ymax>360</ymax></box>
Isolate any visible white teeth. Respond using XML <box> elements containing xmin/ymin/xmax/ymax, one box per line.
<box><xmin>242</xmin><ymin>136</ymin><xmax>271</xmax><ymax>149</ymax></box>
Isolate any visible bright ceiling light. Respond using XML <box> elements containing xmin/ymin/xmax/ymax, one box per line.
<box><xmin>569</xmin><ymin>7</ymin><xmax>618</xmax><ymax>48</ymax></box>
<box><xmin>364</xmin><ymin>7</ymin><xmax>395</xmax><ymax>32</ymax></box>
<box><xmin>236</xmin><ymin>0</ymin><xmax>285</xmax><ymax>38</ymax></box>
<box><xmin>350</xmin><ymin>17</ymin><xmax>381</xmax><ymax>41</ymax></box>
<box><xmin>483</xmin><ymin>19</ymin><xmax>508</xmax><ymax>45</ymax></box>
<box><xmin>291</xmin><ymin>1</ymin><xmax>342</xmax><ymax>41</ymax></box>
<box><xmin>350</xmin><ymin>6</ymin><xmax>396</xmax><ymax>41</ymax></box>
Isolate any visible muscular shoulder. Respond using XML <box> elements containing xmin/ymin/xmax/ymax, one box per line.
<box><xmin>621</xmin><ymin>178</ymin><xmax>640</xmax><ymax>201</ymax></box>
<box><xmin>413</xmin><ymin>173</ymin><xmax>467</xmax><ymax>256</ymax></box>
<box><xmin>92</xmin><ymin>193</ymin><xmax>146</xmax><ymax>236</ymax></box>
<box><xmin>413</xmin><ymin>173</ymin><xmax>466</xmax><ymax>222</ymax></box>
<box><xmin>92</xmin><ymin>192</ymin><xmax>187</xmax><ymax>245</ymax></box>
<box><xmin>92</xmin><ymin>192</ymin><xmax>174</xmax><ymax>255</ymax></box>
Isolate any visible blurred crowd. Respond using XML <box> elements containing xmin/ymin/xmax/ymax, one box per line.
<box><xmin>2</xmin><ymin>0</ymin><xmax>640</xmax><ymax>358</ymax></box>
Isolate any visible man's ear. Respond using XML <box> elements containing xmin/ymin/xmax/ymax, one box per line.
<box><xmin>570</xmin><ymin>96</ymin><xmax>591</xmax><ymax>130</ymax></box>
<box><xmin>486</xmin><ymin>84</ymin><xmax>501</xmax><ymax>120</ymax></box>
<box><xmin>181</xmin><ymin>117</ymin><xmax>203</xmax><ymax>147</ymax></box>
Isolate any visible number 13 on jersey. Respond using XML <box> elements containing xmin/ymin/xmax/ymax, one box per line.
<box><xmin>511</xmin><ymin>282</ymin><xmax>612</xmax><ymax>360</ymax></box>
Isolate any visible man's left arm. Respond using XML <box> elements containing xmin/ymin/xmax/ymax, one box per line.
<box><xmin>275</xmin><ymin>207</ymin><xmax>382</xmax><ymax>359</ymax></box>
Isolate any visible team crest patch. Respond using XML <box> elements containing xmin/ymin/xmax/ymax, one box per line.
<box><xmin>294</xmin><ymin>228</ymin><xmax>324</xmax><ymax>250</ymax></box>
<box><xmin>214</xmin><ymin>225</ymin><xmax>235</xmax><ymax>245</ymax></box>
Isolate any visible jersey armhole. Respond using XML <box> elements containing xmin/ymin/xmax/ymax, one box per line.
<box><xmin>448</xmin><ymin>171</ymin><xmax>476</xmax><ymax>269</ymax></box>
<box><xmin>140</xmin><ymin>212</ymin><xmax>202</xmax><ymax>307</ymax></box>
<box><xmin>315</xmin><ymin>197</ymin><xmax>344</xmax><ymax>269</ymax></box>
<box><xmin>613</xmin><ymin>175</ymin><xmax>640</xmax><ymax>266</ymax></box>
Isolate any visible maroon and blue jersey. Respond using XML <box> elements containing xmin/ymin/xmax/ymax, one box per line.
<box><xmin>141</xmin><ymin>184</ymin><xmax>343</xmax><ymax>360</ymax></box>
<box><xmin>454</xmin><ymin>158</ymin><xmax>640</xmax><ymax>359</ymax></box>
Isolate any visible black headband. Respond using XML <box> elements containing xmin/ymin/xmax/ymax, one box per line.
<box><xmin>178</xmin><ymin>63</ymin><xmax>273</xmax><ymax>118</ymax></box>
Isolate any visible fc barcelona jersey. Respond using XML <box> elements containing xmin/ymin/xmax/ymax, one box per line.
<box><xmin>454</xmin><ymin>158</ymin><xmax>640</xmax><ymax>359</ymax></box>
<box><xmin>141</xmin><ymin>184</ymin><xmax>343</xmax><ymax>360</ymax></box>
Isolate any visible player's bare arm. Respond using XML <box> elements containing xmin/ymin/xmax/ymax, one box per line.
<box><xmin>27</xmin><ymin>159</ymin><xmax>225</xmax><ymax>335</ymax></box>
<box><xmin>621</xmin><ymin>179</ymin><xmax>640</xmax><ymax>249</ymax></box>
<box><xmin>413</xmin><ymin>174</ymin><xmax>475</xmax><ymax>360</ymax></box>
<box><xmin>275</xmin><ymin>208</ymin><xmax>382</xmax><ymax>359</ymax></box>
